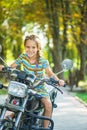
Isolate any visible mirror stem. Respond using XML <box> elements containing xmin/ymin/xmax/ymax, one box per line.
<box><xmin>56</xmin><ymin>70</ymin><xmax>65</xmax><ymax>76</ymax></box>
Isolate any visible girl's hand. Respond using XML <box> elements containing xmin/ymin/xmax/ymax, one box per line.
<box><xmin>58</xmin><ymin>79</ymin><xmax>65</xmax><ymax>86</ymax></box>
<box><xmin>0</xmin><ymin>65</ymin><xmax>4</xmax><ymax>71</ymax></box>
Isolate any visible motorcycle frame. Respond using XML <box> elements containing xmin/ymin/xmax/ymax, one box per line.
<box><xmin>0</xmin><ymin>93</ymin><xmax>54</xmax><ymax>130</ymax></box>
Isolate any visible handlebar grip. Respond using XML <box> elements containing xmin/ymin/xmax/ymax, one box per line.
<box><xmin>50</xmin><ymin>78</ymin><xmax>59</xmax><ymax>84</ymax></box>
<box><xmin>2</xmin><ymin>67</ymin><xmax>11</xmax><ymax>73</ymax></box>
<box><xmin>63</xmin><ymin>83</ymin><xmax>66</xmax><ymax>87</ymax></box>
<box><xmin>0</xmin><ymin>84</ymin><xmax>7</xmax><ymax>89</ymax></box>
<box><xmin>0</xmin><ymin>84</ymin><xmax>3</xmax><ymax>89</ymax></box>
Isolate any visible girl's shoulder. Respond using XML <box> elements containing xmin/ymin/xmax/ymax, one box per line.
<box><xmin>39</xmin><ymin>57</ymin><xmax>49</xmax><ymax>68</ymax></box>
<box><xmin>39</xmin><ymin>57</ymin><xmax>48</xmax><ymax>63</ymax></box>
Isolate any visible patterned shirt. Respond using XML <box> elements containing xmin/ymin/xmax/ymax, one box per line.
<box><xmin>15</xmin><ymin>53</ymin><xmax>50</xmax><ymax>97</ymax></box>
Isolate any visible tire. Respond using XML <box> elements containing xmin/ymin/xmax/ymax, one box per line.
<box><xmin>0</xmin><ymin>119</ymin><xmax>13</xmax><ymax>130</ymax></box>
<box><xmin>17</xmin><ymin>115</ymin><xmax>27</xmax><ymax>130</ymax></box>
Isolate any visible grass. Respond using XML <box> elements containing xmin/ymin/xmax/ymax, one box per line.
<box><xmin>0</xmin><ymin>89</ymin><xmax>7</xmax><ymax>95</ymax></box>
<box><xmin>76</xmin><ymin>91</ymin><xmax>87</xmax><ymax>103</ymax></box>
<box><xmin>76</xmin><ymin>80</ymin><xmax>87</xmax><ymax>104</ymax></box>
<box><xmin>0</xmin><ymin>78</ymin><xmax>8</xmax><ymax>95</ymax></box>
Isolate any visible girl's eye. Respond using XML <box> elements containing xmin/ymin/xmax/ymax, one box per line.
<box><xmin>26</xmin><ymin>46</ymin><xmax>30</xmax><ymax>49</ymax></box>
<box><xmin>32</xmin><ymin>46</ymin><xmax>36</xmax><ymax>49</ymax></box>
<box><xmin>25</xmin><ymin>46</ymin><xmax>36</xmax><ymax>49</ymax></box>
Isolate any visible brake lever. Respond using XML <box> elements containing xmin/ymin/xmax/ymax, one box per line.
<box><xmin>46</xmin><ymin>78</ymin><xmax>63</xmax><ymax>94</ymax></box>
<box><xmin>50</xmin><ymin>84</ymin><xmax>63</xmax><ymax>94</ymax></box>
<box><xmin>47</xmin><ymin>84</ymin><xmax>64</xmax><ymax>94</ymax></box>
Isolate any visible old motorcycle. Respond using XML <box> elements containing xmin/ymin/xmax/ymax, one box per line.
<box><xmin>0</xmin><ymin>58</ymin><xmax>73</xmax><ymax>130</ymax></box>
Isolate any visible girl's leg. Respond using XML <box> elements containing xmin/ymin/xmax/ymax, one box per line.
<box><xmin>41</xmin><ymin>97</ymin><xmax>52</xmax><ymax>128</ymax></box>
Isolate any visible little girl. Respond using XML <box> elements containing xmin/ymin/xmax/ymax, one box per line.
<box><xmin>0</xmin><ymin>34</ymin><xmax>65</xmax><ymax>128</ymax></box>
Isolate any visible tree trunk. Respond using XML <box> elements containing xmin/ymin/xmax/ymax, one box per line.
<box><xmin>77</xmin><ymin>0</ymin><xmax>87</xmax><ymax>80</ymax></box>
<box><xmin>45</xmin><ymin>0</ymin><xmax>62</xmax><ymax>75</ymax></box>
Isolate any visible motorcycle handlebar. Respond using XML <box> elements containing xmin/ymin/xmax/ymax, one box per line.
<box><xmin>0</xmin><ymin>84</ymin><xmax>7</xmax><ymax>89</ymax></box>
<box><xmin>1</xmin><ymin>67</ymin><xmax>65</xmax><ymax>93</ymax></box>
<box><xmin>2</xmin><ymin>66</ymin><xmax>12</xmax><ymax>73</ymax></box>
<box><xmin>1</xmin><ymin>67</ymin><xmax>35</xmax><ymax>83</ymax></box>
<box><xmin>33</xmin><ymin>78</ymin><xmax>63</xmax><ymax>94</ymax></box>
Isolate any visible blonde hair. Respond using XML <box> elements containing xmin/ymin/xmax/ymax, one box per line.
<box><xmin>24</xmin><ymin>34</ymin><xmax>41</xmax><ymax>62</ymax></box>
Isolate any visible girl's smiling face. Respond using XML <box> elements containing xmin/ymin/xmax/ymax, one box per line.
<box><xmin>24</xmin><ymin>39</ymin><xmax>38</xmax><ymax>59</ymax></box>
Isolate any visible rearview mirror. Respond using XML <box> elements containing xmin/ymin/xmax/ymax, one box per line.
<box><xmin>61</xmin><ymin>59</ymin><xmax>73</xmax><ymax>71</ymax></box>
<box><xmin>56</xmin><ymin>59</ymin><xmax>73</xmax><ymax>75</ymax></box>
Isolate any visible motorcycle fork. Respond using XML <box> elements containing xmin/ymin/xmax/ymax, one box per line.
<box><xmin>14</xmin><ymin>95</ymin><xmax>29</xmax><ymax>128</ymax></box>
<box><xmin>0</xmin><ymin>108</ymin><xmax>7</xmax><ymax>119</ymax></box>
<box><xmin>14</xmin><ymin>111</ymin><xmax>23</xmax><ymax>127</ymax></box>
<box><xmin>0</xmin><ymin>108</ymin><xmax>7</xmax><ymax>130</ymax></box>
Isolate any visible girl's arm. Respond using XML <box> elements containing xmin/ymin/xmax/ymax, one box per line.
<box><xmin>45</xmin><ymin>67</ymin><xmax>59</xmax><ymax>80</ymax></box>
<box><xmin>0</xmin><ymin>63</ymin><xmax>17</xmax><ymax>71</ymax></box>
<box><xmin>10</xmin><ymin>62</ymin><xmax>18</xmax><ymax>68</ymax></box>
<box><xmin>0</xmin><ymin>65</ymin><xmax>4</xmax><ymax>71</ymax></box>
<box><xmin>45</xmin><ymin>67</ymin><xmax>65</xmax><ymax>86</ymax></box>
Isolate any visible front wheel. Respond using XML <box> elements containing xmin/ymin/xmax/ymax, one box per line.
<box><xmin>0</xmin><ymin>119</ymin><xmax>13</xmax><ymax>130</ymax></box>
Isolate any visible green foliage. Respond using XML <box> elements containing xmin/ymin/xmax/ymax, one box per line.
<box><xmin>63</xmin><ymin>71</ymin><xmax>69</xmax><ymax>81</ymax></box>
<box><xmin>76</xmin><ymin>92</ymin><xmax>87</xmax><ymax>103</ymax></box>
<box><xmin>78</xmin><ymin>80</ymin><xmax>87</xmax><ymax>91</ymax></box>
<box><xmin>0</xmin><ymin>0</ymin><xmax>87</xmax><ymax>86</ymax></box>
<box><xmin>0</xmin><ymin>89</ymin><xmax>7</xmax><ymax>95</ymax></box>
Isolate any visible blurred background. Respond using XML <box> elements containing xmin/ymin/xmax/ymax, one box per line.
<box><xmin>0</xmin><ymin>0</ymin><xmax>87</xmax><ymax>92</ymax></box>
